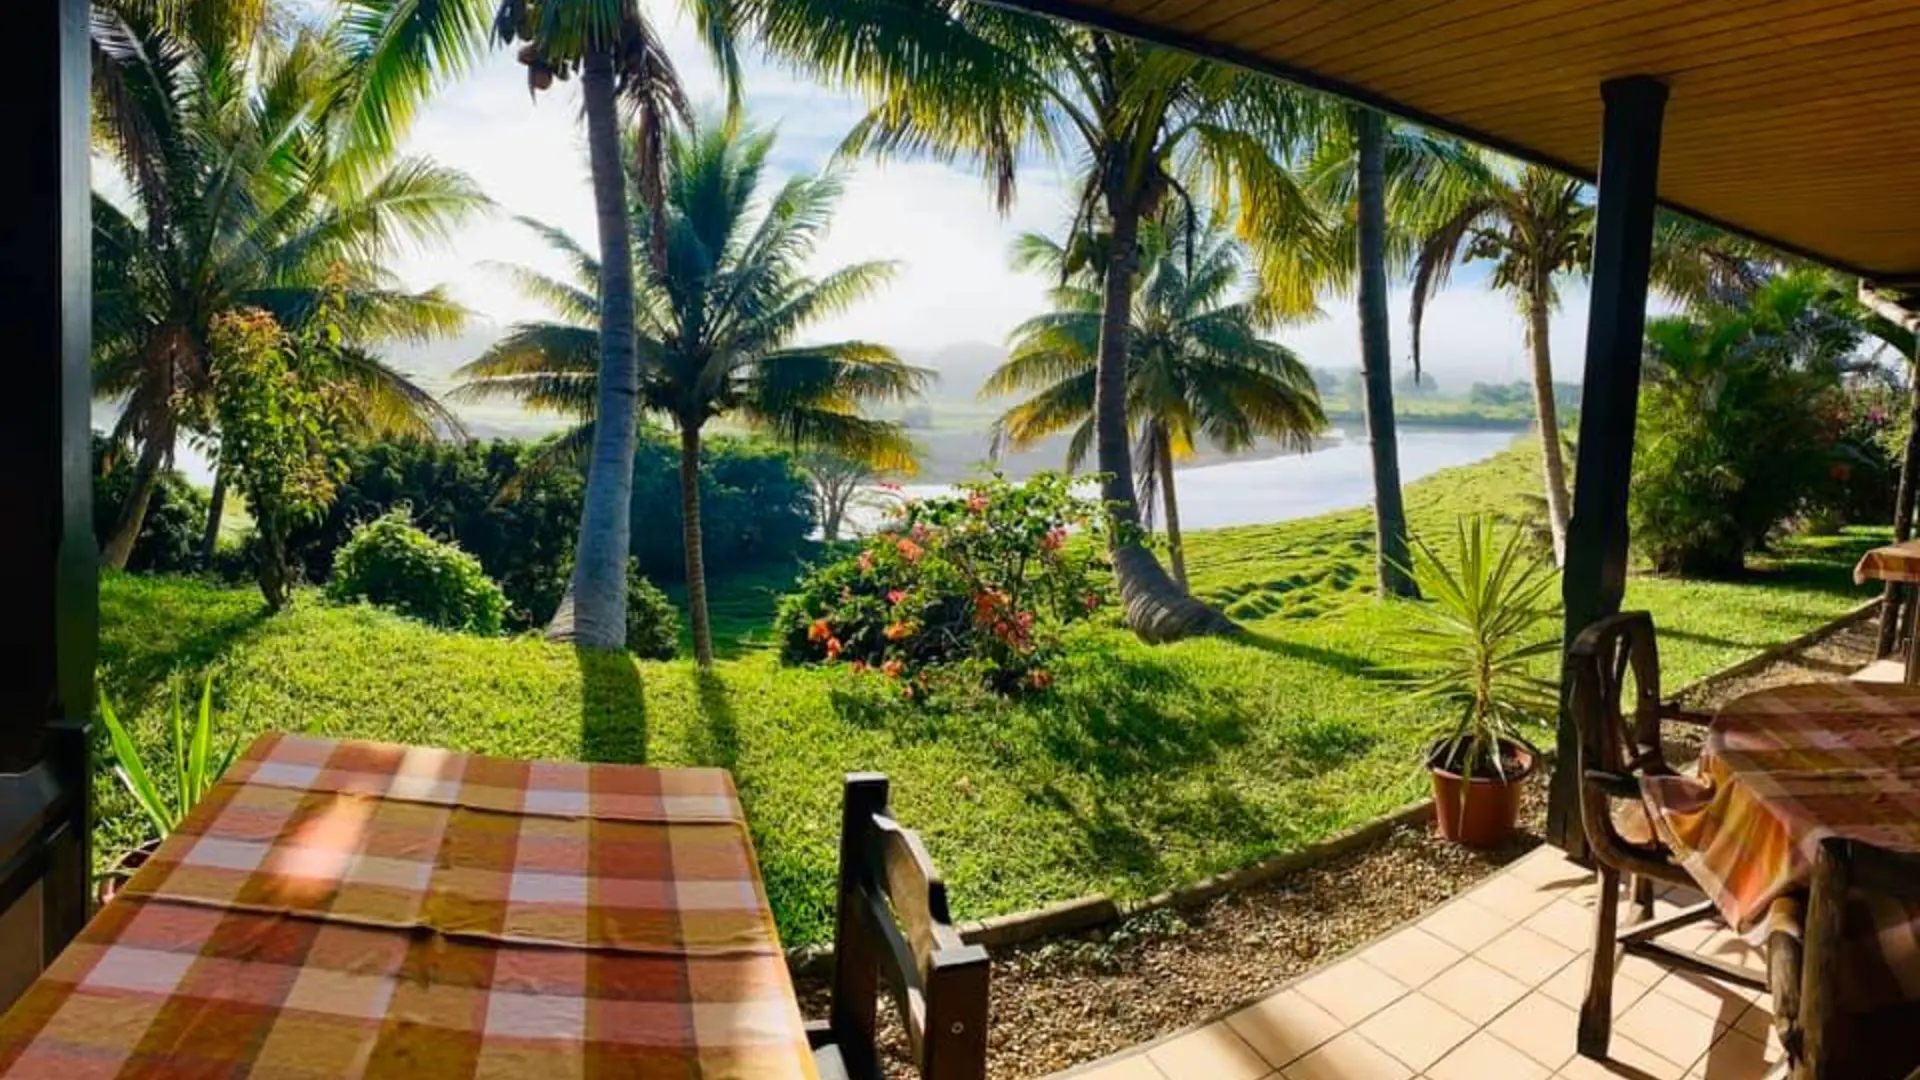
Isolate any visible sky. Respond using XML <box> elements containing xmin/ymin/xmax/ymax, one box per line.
<box><xmin>369</xmin><ymin>2</ymin><xmax>1595</xmax><ymax>387</ymax></box>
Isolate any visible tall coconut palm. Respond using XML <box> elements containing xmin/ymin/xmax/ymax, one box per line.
<box><xmin>458</xmin><ymin>117</ymin><xmax>929</xmax><ymax>666</ymax></box>
<box><xmin>1410</xmin><ymin>162</ymin><xmax>1590</xmax><ymax>564</ymax></box>
<box><xmin>734</xmin><ymin>0</ymin><xmax>1325</xmax><ymax>642</ymax></box>
<box><xmin>89</xmin><ymin>9</ymin><xmax>482</xmax><ymax>571</ymax></box>
<box><xmin>1300</xmin><ymin>110</ymin><xmax>1486</xmax><ymax>599</ymax></box>
<box><xmin>987</xmin><ymin>213</ymin><xmax>1325</xmax><ymax>588</ymax></box>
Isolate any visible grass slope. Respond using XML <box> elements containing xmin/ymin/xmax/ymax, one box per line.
<box><xmin>96</xmin><ymin>443</ymin><xmax>1884</xmax><ymax>946</ymax></box>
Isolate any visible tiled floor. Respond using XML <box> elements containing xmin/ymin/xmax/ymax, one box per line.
<box><xmin>1051</xmin><ymin>847</ymin><xmax>1783</xmax><ymax>1080</ymax></box>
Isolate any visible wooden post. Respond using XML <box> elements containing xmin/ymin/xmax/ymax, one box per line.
<box><xmin>923</xmin><ymin>945</ymin><xmax>991</xmax><ymax>1080</ymax></box>
<box><xmin>1548</xmin><ymin>76</ymin><xmax>1669</xmax><ymax>856</ymax></box>
<box><xmin>0</xmin><ymin>0</ymin><xmax>95</xmax><ymax>988</ymax></box>
<box><xmin>1799</xmin><ymin>838</ymin><xmax>1850</xmax><ymax>1080</ymax></box>
<box><xmin>830</xmin><ymin>773</ymin><xmax>888</xmax><ymax>1080</ymax></box>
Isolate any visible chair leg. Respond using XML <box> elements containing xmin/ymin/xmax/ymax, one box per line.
<box><xmin>1630</xmin><ymin>873</ymin><xmax>1656</xmax><ymax>924</ymax></box>
<box><xmin>1580</xmin><ymin>864</ymin><xmax>1622</xmax><ymax>1060</ymax></box>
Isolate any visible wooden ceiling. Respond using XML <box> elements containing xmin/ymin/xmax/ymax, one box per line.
<box><xmin>988</xmin><ymin>0</ymin><xmax>1920</xmax><ymax>286</ymax></box>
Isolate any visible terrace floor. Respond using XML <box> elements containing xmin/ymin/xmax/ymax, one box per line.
<box><xmin>1049</xmin><ymin>845</ymin><xmax>1780</xmax><ymax>1080</ymax></box>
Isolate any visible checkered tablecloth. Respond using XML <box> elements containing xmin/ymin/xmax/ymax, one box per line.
<box><xmin>1855</xmin><ymin>539</ymin><xmax>1920</xmax><ymax>585</ymax></box>
<box><xmin>0</xmin><ymin>733</ymin><xmax>820</xmax><ymax>1078</ymax></box>
<box><xmin>1640</xmin><ymin>682</ymin><xmax>1920</xmax><ymax>1007</ymax></box>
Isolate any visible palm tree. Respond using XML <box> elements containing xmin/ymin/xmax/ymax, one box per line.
<box><xmin>458</xmin><ymin>117</ymin><xmax>930</xmax><ymax>666</ymax></box>
<box><xmin>987</xmin><ymin>213</ymin><xmax>1325</xmax><ymax>589</ymax></box>
<box><xmin>1410</xmin><ymin>162</ymin><xmax>1590</xmax><ymax>564</ymax></box>
<box><xmin>89</xmin><ymin>8</ymin><xmax>482</xmax><ymax>571</ymax></box>
<box><xmin>1300</xmin><ymin>109</ymin><xmax>1486</xmax><ymax>599</ymax></box>
<box><xmin>734</xmin><ymin>0</ymin><xmax>1324</xmax><ymax>641</ymax></box>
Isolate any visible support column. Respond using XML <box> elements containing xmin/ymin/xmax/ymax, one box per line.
<box><xmin>1546</xmin><ymin>76</ymin><xmax>1668</xmax><ymax>856</ymax></box>
<box><xmin>0</xmin><ymin>0</ymin><xmax>96</xmax><ymax>992</ymax></box>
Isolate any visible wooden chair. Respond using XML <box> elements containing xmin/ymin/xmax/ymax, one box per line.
<box><xmin>1567</xmin><ymin>612</ymin><xmax>1794</xmax><ymax>1060</ymax></box>
<box><xmin>1801</xmin><ymin>837</ymin><xmax>1920</xmax><ymax>1080</ymax></box>
<box><xmin>810</xmin><ymin>773</ymin><xmax>990</xmax><ymax>1080</ymax></box>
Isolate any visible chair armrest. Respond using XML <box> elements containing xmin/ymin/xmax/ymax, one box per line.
<box><xmin>1583</xmin><ymin>768</ymin><xmax>1643</xmax><ymax>799</ymax></box>
<box><xmin>1659</xmin><ymin>702</ymin><xmax>1714</xmax><ymax>726</ymax></box>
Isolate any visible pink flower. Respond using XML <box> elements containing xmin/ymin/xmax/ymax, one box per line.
<box><xmin>877</xmin><ymin>481</ymin><xmax>904</xmax><ymax>493</ymax></box>
<box><xmin>1041</xmin><ymin>526</ymin><xmax>1067</xmax><ymax>551</ymax></box>
<box><xmin>966</xmin><ymin>492</ymin><xmax>989</xmax><ymax>514</ymax></box>
<box><xmin>825</xmin><ymin>637</ymin><xmax>843</xmax><ymax>661</ymax></box>
<box><xmin>910</xmin><ymin>522</ymin><xmax>931</xmax><ymax>542</ymax></box>
<box><xmin>887</xmin><ymin>589</ymin><xmax>907</xmax><ymax>606</ymax></box>
<box><xmin>1083</xmin><ymin>593</ymin><xmax>1101</xmax><ymax>613</ymax></box>
<box><xmin>857</xmin><ymin>551</ymin><xmax>874</xmax><ymax>574</ymax></box>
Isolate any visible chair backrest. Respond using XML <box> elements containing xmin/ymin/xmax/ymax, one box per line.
<box><xmin>827</xmin><ymin>773</ymin><xmax>989</xmax><ymax>1080</ymax></box>
<box><xmin>1567</xmin><ymin>611</ymin><xmax>1678</xmax><ymax>876</ymax></box>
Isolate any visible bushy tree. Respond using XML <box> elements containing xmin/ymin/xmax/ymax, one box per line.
<box><xmin>1630</xmin><ymin>273</ymin><xmax>1862</xmax><ymax>575</ymax></box>
<box><xmin>328</xmin><ymin>509</ymin><xmax>508</xmax><ymax>635</ymax></box>
<box><xmin>92</xmin><ymin>435</ymin><xmax>208</xmax><ymax>575</ymax></box>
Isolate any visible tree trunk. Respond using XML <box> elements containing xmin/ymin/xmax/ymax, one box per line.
<box><xmin>1527</xmin><ymin>279</ymin><xmax>1573</xmax><ymax>565</ymax></box>
<box><xmin>1880</xmin><ymin>346</ymin><xmax>1920</xmax><ymax>656</ymax></box>
<box><xmin>1095</xmin><ymin>198</ymin><xmax>1234</xmax><ymax>643</ymax></box>
<box><xmin>547</xmin><ymin>49</ymin><xmax>639</xmax><ymax>649</ymax></box>
<box><xmin>199</xmin><ymin>464</ymin><xmax>227</xmax><ymax>568</ymax></box>
<box><xmin>102</xmin><ymin>435</ymin><xmax>168</xmax><ymax>570</ymax></box>
<box><xmin>680</xmin><ymin>424</ymin><xmax>714</xmax><ymax>667</ymax></box>
<box><xmin>255</xmin><ymin>522</ymin><xmax>288</xmax><ymax>611</ymax></box>
<box><xmin>1155</xmin><ymin>427</ymin><xmax>1188</xmax><ymax>591</ymax></box>
<box><xmin>1354</xmin><ymin>109</ymin><xmax>1419</xmax><ymax>599</ymax></box>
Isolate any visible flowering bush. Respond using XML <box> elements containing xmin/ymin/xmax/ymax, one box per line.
<box><xmin>775</xmin><ymin>472</ymin><xmax>1113</xmax><ymax>695</ymax></box>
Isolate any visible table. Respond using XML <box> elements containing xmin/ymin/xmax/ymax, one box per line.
<box><xmin>1640</xmin><ymin>681</ymin><xmax>1920</xmax><ymax>1009</ymax></box>
<box><xmin>1854</xmin><ymin>538</ymin><xmax>1920</xmax><ymax>684</ymax></box>
<box><xmin>0</xmin><ymin>733</ymin><xmax>820</xmax><ymax>1079</ymax></box>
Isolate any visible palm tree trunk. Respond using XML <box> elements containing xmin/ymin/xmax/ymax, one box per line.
<box><xmin>1354</xmin><ymin>109</ymin><xmax>1419</xmax><ymax>599</ymax></box>
<box><xmin>1526</xmin><ymin>279</ymin><xmax>1573</xmax><ymax>565</ymax></box>
<box><xmin>1156</xmin><ymin>428</ymin><xmax>1188</xmax><ymax>591</ymax></box>
<box><xmin>199</xmin><ymin>464</ymin><xmax>227</xmax><ymax>568</ymax></box>
<box><xmin>680</xmin><ymin>424</ymin><xmax>714</xmax><ymax>667</ymax></box>
<box><xmin>102</xmin><ymin>435</ymin><xmax>169</xmax><ymax>570</ymax></box>
<box><xmin>1096</xmin><ymin>198</ymin><xmax>1234</xmax><ymax>643</ymax></box>
<box><xmin>547</xmin><ymin>49</ymin><xmax>639</xmax><ymax>649</ymax></box>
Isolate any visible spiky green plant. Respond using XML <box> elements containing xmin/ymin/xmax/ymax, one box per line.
<box><xmin>99</xmin><ymin>673</ymin><xmax>237</xmax><ymax>841</ymax></box>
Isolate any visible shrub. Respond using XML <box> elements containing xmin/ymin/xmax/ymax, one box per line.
<box><xmin>92</xmin><ymin>435</ymin><xmax>209</xmax><ymax>574</ymax></box>
<box><xmin>1630</xmin><ymin>273</ymin><xmax>1859</xmax><ymax>575</ymax></box>
<box><xmin>327</xmin><ymin>509</ymin><xmax>507</xmax><ymax>634</ymax></box>
<box><xmin>287</xmin><ymin>433</ymin><xmax>813</xmax><ymax>629</ymax></box>
<box><xmin>625</xmin><ymin>561</ymin><xmax>681</xmax><ymax>661</ymax></box>
<box><xmin>776</xmin><ymin>473</ymin><xmax>1112</xmax><ymax>695</ymax></box>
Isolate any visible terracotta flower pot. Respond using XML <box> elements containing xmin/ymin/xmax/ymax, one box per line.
<box><xmin>1428</xmin><ymin>738</ymin><xmax>1536</xmax><ymax>848</ymax></box>
<box><xmin>97</xmin><ymin>838</ymin><xmax>161</xmax><ymax>907</ymax></box>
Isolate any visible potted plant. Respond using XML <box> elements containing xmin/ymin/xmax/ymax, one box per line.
<box><xmin>97</xmin><ymin>672</ymin><xmax>237</xmax><ymax>903</ymax></box>
<box><xmin>1396</xmin><ymin>516</ymin><xmax>1559</xmax><ymax>848</ymax></box>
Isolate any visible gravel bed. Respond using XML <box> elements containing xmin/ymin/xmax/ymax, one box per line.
<box><xmin>793</xmin><ymin>612</ymin><xmax>1879</xmax><ymax>1079</ymax></box>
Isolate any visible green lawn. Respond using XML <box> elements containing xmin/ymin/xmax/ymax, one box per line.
<box><xmin>95</xmin><ymin>443</ymin><xmax>1884</xmax><ymax>947</ymax></box>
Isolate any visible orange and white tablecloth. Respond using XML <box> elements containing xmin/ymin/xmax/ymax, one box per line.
<box><xmin>0</xmin><ymin>733</ymin><xmax>819</xmax><ymax>1078</ymax></box>
<box><xmin>1855</xmin><ymin>539</ymin><xmax>1920</xmax><ymax>585</ymax></box>
<box><xmin>1640</xmin><ymin>681</ymin><xmax>1920</xmax><ymax>1007</ymax></box>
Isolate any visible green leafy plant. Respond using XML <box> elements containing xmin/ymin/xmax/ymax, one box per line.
<box><xmin>776</xmin><ymin>472</ymin><xmax>1113</xmax><ymax>696</ymax></box>
<box><xmin>99</xmin><ymin>673</ymin><xmax>237</xmax><ymax>840</ymax></box>
<box><xmin>625</xmin><ymin>561</ymin><xmax>681</xmax><ymax>661</ymax></box>
<box><xmin>328</xmin><ymin>508</ymin><xmax>509</xmax><ymax>635</ymax></box>
<box><xmin>1395</xmin><ymin>516</ymin><xmax>1559</xmax><ymax>779</ymax></box>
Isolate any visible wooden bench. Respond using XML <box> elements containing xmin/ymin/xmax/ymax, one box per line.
<box><xmin>809</xmin><ymin>774</ymin><xmax>990</xmax><ymax>1080</ymax></box>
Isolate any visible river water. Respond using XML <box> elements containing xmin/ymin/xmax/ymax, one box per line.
<box><xmin>851</xmin><ymin>425</ymin><xmax>1520</xmax><ymax>534</ymax></box>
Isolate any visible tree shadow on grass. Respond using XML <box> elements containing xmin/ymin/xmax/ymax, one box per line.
<box><xmin>688</xmin><ymin>669</ymin><xmax>740</xmax><ymax>771</ymax></box>
<box><xmin>1037</xmin><ymin>646</ymin><xmax>1251</xmax><ymax>782</ymax></box>
<box><xmin>1028</xmin><ymin>777</ymin><xmax>1279</xmax><ymax>884</ymax></box>
<box><xmin>1234</xmin><ymin>631</ymin><xmax>1398</xmax><ymax>682</ymax></box>
<box><xmin>97</xmin><ymin>606</ymin><xmax>274</xmax><ymax>718</ymax></box>
<box><xmin>576</xmin><ymin>647</ymin><xmax>647</xmax><ymax>764</ymax></box>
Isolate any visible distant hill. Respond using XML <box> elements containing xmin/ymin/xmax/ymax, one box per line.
<box><xmin>904</xmin><ymin>340</ymin><xmax>1008</xmax><ymax>402</ymax></box>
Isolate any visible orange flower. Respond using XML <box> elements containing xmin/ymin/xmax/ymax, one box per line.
<box><xmin>885</xmin><ymin>622</ymin><xmax>913</xmax><ymax>641</ymax></box>
<box><xmin>1027</xmin><ymin>669</ymin><xmax>1054</xmax><ymax>691</ymax></box>
<box><xmin>825</xmin><ymin>637</ymin><xmax>843</xmax><ymax>661</ymax></box>
<box><xmin>896</xmin><ymin>538</ymin><xmax>924</xmax><ymax>563</ymax></box>
<box><xmin>882</xmin><ymin>659</ymin><xmax>906</xmax><ymax>679</ymax></box>
<box><xmin>850</xmin><ymin>660</ymin><xmax>868</xmax><ymax>674</ymax></box>
<box><xmin>808</xmin><ymin>618</ymin><xmax>832</xmax><ymax>643</ymax></box>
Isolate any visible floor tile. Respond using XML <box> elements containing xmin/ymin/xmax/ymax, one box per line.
<box><xmin>1355</xmin><ymin>993</ymin><xmax>1475</xmax><ymax>1072</ymax></box>
<box><xmin>1691</xmin><ymin>930</ymin><xmax>1769</xmax><ymax>980</ymax></box>
<box><xmin>1144</xmin><ymin>1021</ymin><xmax>1269</xmax><ymax>1080</ymax></box>
<box><xmin>1225</xmin><ymin>990</ymin><xmax>1345</xmax><ymax>1069</ymax></box>
<box><xmin>1280</xmin><ymin>1032</ymin><xmax>1413</xmax><ymax>1080</ymax></box>
<box><xmin>1427</xmin><ymin>1031</ymin><xmax>1552</xmax><ymax>1080</ymax></box>
<box><xmin>1424</xmin><ymin>956</ymin><xmax>1531</xmax><ymax>1026</ymax></box>
<box><xmin>1527</xmin><ymin>898</ymin><xmax>1604</xmax><ymax>951</ymax></box>
<box><xmin>1293</xmin><ymin>959</ymin><xmax>1407</xmax><ymax>1027</ymax></box>
<box><xmin>1068</xmin><ymin>1054</ymin><xmax>1167</xmax><ymax>1080</ymax></box>
<box><xmin>1419</xmin><ymin>898</ymin><xmax>1512</xmax><ymax>952</ymax></box>
<box><xmin>1487</xmin><ymin>989</ymin><xmax>1581</xmax><ymax>1070</ymax></box>
<box><xmin>1689</xmin><ymin>1028</ymin><xmax>1784</xmax><ymax>1080</ymax></box>
<box><xmin>1508</xmin><ymin>848</ymin><xmax>1595</xmax><ymax>890</ymax></box>
<box><xmin>1615</xmin><ymin>991</ymin><xmax>1721</xmax><ymax>1071</ymax></box>
<box><xmin>1647</xmin><ymin>971</ymin><xmax>1752</xmax><ymax>1027</ymax></box>
<box><xmin>1555</xmin><ymin>1035</ymin><xmax>1696</xmax><ymax>1080</ymax></box>
<box><xmin>1361</xmin><ymin>926</ymin><xmax>1463</xmax><ymax>989</ymax></box>
<box><xmin>1479</xmin><ymin>925</ymin><xmax>1581</xmax><ymax>986</ymax></box>
<box><xmin>1470</xmin><ymin>870</ymin><xmax>1570</xmax><ymax>921</ymax></box>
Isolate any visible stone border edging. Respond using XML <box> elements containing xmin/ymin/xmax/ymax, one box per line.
<box><xmin>787</xmin><ymin>598</ymin><xmax>1882</xmax><ymax>977</ymax></box>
